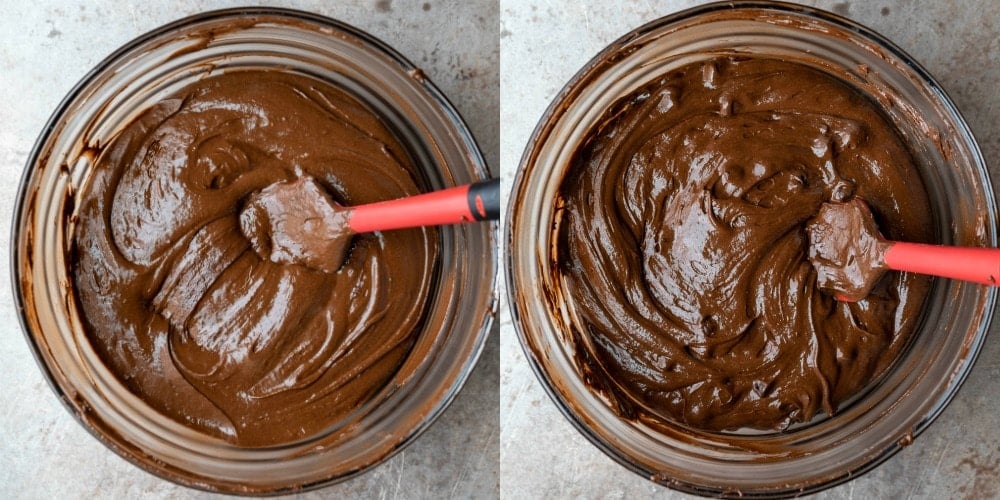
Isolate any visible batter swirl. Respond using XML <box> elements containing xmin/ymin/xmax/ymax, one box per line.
<box><xmin>73</xmin><ymin>71</ymin><xmax>437</xmax><ymax>446</ymax></box>
<box><xmin>556</xmin><ymin>57</ymin><xmax>932</xmax><ymax>431</ymax></box>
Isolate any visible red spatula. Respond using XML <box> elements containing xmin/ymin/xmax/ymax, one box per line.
<box><xmin>240</xmin><ymin>177</ymin><xmax>499</xmax><ymax>273</ymax></box>
<box><xmin>805</xmin><ymin>197</ymin><xmax>999</xmax><ymax>302</ymax></box>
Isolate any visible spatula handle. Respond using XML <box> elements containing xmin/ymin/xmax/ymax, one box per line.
<box><xmin>885</xmin><ymin>242</ymin><xmax>1000</xmax><ymax>285</ymax></box>
<box><xmin>348</xmin><ymin>179</ymin><xmax>500</xmax><ymax>233</ymax></box>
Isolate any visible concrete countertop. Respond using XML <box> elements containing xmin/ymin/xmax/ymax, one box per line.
<box><xmin>499</xmin><ymin>1</ymin><xmax>999</xmax><ymax>499</ymax></box>
<box><xmin>0</xmin><ymin>1</ymin><xmax>498</xmax><ymax>498</ymax></box>
<box><xmin>2</xmin><ymin>0</ymin><xmax>998</xmax><ymax>498</ymax></box>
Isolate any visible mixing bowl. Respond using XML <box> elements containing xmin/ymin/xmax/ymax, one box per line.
<box><xmin>13</xmin><ymin>8</ymin><xmax>496</xmax><ymax>494</ymax></box>
<box><xmin>506</xmin><ymin>1</ymin><xmax>994</xmax><ymax>496</ymax></box>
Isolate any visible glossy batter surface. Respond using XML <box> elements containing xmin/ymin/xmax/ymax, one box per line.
<box><xmin>72</xmin><ymin>71</ymin><xmax>437</xmax><ymax>446</ymax></box>
<box><xmin>556</xmin><ymin>57</ymin><xmax>931</xmax><ymax>431</ymax></box>
<box><xmin>807</xmin><ymin>199</ymin><xmax>893</xmax><ymax>302</ymax></box>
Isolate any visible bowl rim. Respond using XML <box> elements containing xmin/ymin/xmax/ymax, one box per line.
<box><xmin>504</xmin><ymin>1</ymin><xmax>995</xmax><ymax>497</ymax></box>
<box><xmin>11</xmin><ymin>6</ymin><xmax>497</xmax><ymax>495</ymax></box>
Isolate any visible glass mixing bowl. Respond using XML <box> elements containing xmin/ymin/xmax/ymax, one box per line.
<box><xmin>13</xmin><ymin>7</ymin><xmax>496</xmax><ymax>494</ymax></box>
<box><xmin>506</xmin><ymin>1</ymin><xmax>994</xmax><ymax>497</ymax></box>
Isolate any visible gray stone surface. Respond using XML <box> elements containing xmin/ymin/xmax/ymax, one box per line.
<box><xmin>3</xmin><ymin>0</ymin><xmax>999</xmax><ymax>498</ymax></box>
<box><xmin>499</xmin><ymin>1</ymin><xmax>999</xmax><ymax>499</ymax></box>
<box><xmin>0</xmin><ymin>0</ymin><xmax>498</xmax><ymax>498</ymax></box>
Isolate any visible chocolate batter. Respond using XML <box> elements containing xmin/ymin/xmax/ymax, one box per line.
<box><xmin>72</xmin><ymin>71</ymin><xmax>438</xmax><ymax>446</ymax></box>
<box><xmin>807</xmin><ymin>198</ymin><xmax>893</xmax><ymax>302</ymax></box>
<box><xmin>240</xmin><ymin>176</ymin><xmax>355</xmax><ymax>274</ymax></box>
<box><xmin>556</xmin><ymin>57</ymin><xmax>931</xmax><ymax>431</ymax></box>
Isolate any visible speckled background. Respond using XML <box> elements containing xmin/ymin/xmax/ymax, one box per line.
<box><xmin>0</xmin><ymin>1</ymin><xmax>497</xmax><ymax>498</ymax></box>
<box><xmin>499</xmin><ymin>1</ymin><xmax>999</xmax><ymax>499</ymax></box>
<box><xmin>2</xmin><ymin>0</ymin><xmax>999</xmax><ymax>498</ymax></box>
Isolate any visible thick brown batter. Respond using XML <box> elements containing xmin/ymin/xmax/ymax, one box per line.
<box><xmin>72</xmin><ymin>71</ymin><xmax>437</xmax><ymax>446</ymax></box>
<box><xmin>556</xmin><ymin>56</ymin><xmax>931</xmax><ymax>431</ymax></box>
<box><xmin>240</xmin><ymin>176</ymin><xmax>355</xmax><ymax>274</ymax></box>
<box><xmin>807</xmin><ymin>198</ymin><xmax>893</xmax><ymax>302</ymax></box>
